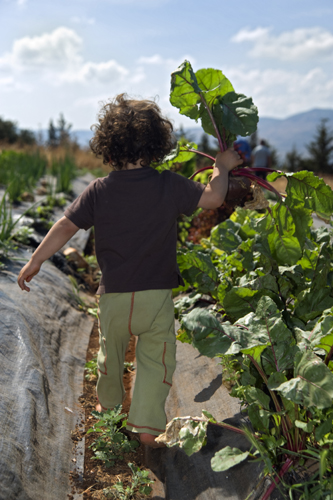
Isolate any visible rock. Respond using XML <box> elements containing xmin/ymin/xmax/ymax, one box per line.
<box><xmin>63</xmin><ymin>247</ymin><xmax>89</xmax><ymax>269</ymax></box>
<box><xmin>20</xmin><ymin>191</ymin><xmax>35</xmax><ymax>202</ymax></box>
<box><xmin>36</xmin><ymin>186</ymin><xmax>48</xmax><ymax>195</ymax></box>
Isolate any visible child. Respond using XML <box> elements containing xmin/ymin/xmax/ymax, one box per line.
<box><xmin>17</xmin><ymin>94</ymin><xmax>242</xmax><ymax>447</ymax></box>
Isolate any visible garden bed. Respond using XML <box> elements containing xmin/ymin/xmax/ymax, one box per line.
<box><xmin>70</xmin><ymin>322</ymin><xmax>149</xmax><ymax>500</ymax></box>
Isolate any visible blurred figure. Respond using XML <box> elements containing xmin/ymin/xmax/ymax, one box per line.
<box><xmin>234</xmin><ymin>138</ymin><xmax>252</xmax><ymax>164</ymax></box>
<box><xmin>251</xmin><ymin>139</ymin><xmax>271</xmax><ymax>179</ymax></box>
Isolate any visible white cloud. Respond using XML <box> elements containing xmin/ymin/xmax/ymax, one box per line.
<box><xmin>232</xmin><ymin>27</ymin><xmax>333</xmax><ymax>61</ymax></box>
<box><xmin>17</xmin><ymin>0</ymin><xmax>27</xmax><ymax>5</ymax></box>
<box><xmin>11</xmin><ymin>27</ymin><xmax>82</xmax><ymax>67</ymax></box>
<box><xmin>231</xmin><ymin>27</ymin><xmax>270</xmax><ymax>43</ymax></box>
<box><xmin>0</xmin><ymin>27</ymin><xmax>130</xmax><ymax>86</ymax></box>
<box><xmin>61</xmin><ymin>60</ymin><xmax>128</xmax><ymax>84</ymax></box>
<box><xmin>223</xmin><ymin>66</ymin><xmax>333</xmax><ymax>118</ymax></box>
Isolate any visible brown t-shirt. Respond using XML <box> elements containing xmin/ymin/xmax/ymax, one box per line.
<box><xmin>64</xmin><ymin>166</ymin><xmax>205</xmax><ymax>294</ymax></box>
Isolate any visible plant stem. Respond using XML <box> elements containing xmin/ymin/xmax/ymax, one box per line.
<box><xmin>261</xmin><ymin>458</ymin><xmax>293</xmax><ymax>500</ymax></box>
<box><xmin>198</xmin><ymin>93</ymin><xmax>225</xmax><ymax>152</ymax></box>
<box><xmin>232</xmin><ymin>171</ymin><xmax>283</xmax><ymax>199</ymax></box>
<box><xmin>222</xmin><ymin>127</ymin><xmax>228</xmax><ymax>151</ymax></box>
<box><xmin>325</xmin><ymin>344</ymin><xmax>333</xmax><ymax>366</ymax></box>
<box><xmin>175</xmin><ymin>416</ymin><xmax>250</xmax><ymax>437</ymax></box>
<box><xmin>249</xmin><ymin>355</ymin><xmax>294</xmax><ymax>451</ymax></box>
<box><xmin>187</xmin><ymin>149</ymin><xmax>216</xmax><ymax>162</ymax></box>
<box><xmin>264</xmin><ymin>317</ymin><xmax>279</xmax><ymax>372</ymax></box>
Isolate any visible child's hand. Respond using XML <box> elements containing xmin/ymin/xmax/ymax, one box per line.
<box><xmin>215</xmin><ymin>148</ymin><xmax>243</xmax><ymax>172</ymax></box>
<box><xmin>17</xmin><ymin>260</ymin><xmax>41</xmax><ymax>292</ymax></box>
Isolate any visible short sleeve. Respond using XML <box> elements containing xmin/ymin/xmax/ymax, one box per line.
<box><xmin>64</xmin><ymin>180</ymin><xmax>95</xmax><ymax>230</ymax></box>
<box><xmin>170</xmin><ymin>172</ymin><xmax>206</xmax><ymax>216</ymax></box>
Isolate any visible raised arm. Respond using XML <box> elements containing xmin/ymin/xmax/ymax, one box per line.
<box><xmin>17</xmin><ymin>216</ymin><xmax>80</xmax><ymax>292</ymax></box>
<box><xmin>197</xmin><ymin>148</ymin><xmax>243</xmax><ymax>209</ymax></box>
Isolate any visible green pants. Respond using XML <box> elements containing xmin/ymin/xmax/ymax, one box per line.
<box><xmin>96</xmin><ymin>289</ymin><xmax>176</xmax><ymax>436</ymax></box>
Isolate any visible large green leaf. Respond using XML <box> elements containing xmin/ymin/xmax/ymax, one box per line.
<box><xmin>266</xmin><ymin>203</ymin><xmax>302</xmax><ymax>266</ymax></box>
<box><xmin>210</xmin><ymin>219</ymin><xmax>243</xmax><ymax>253</ymax></box>
<box><xmin>170</xmin><ymin>60</ymin><xmax>234</xmax><ymax>125</ymax></box>
<box><xmin>244</xmin><ymin>387</ymin><xmax>271</xmax><ymax>410</ymax></box>
<box><xmin>311</xmin><ymin>243</ymin><xmax>332</xmax><ymax>291</ymax></box>
<box><xmin>248</xmin><ymin>405</ymin><xmax>270</xmax><ymax>432</ymax></box>
<box><xmin>180</xmin><ymin>308</ymin><xmax>236</xmax><ymax>357</ymax></box>
<box><xmin>196</xmin><ymin>68</ymin><xmax>234</xmax><ymax>108</ymax></box>
<box><xmin>223</xmin><ymin>287</ymin><xmax>261</xmax><ymax>320</ymax></box>
<box><xmin>157</xmin><ymin>141</ymin><xmax>198</xmax><ymax>171</ymax></box>
<box><xmin>212</xmin><ymin>92</ymin><xmax>259</xmax><ymax>138</ymax></box>
<box><xmin>273</xmin><ymin>351</ymin><xmax>333</xmax><ymax>409</ymax></box>
<box><xmin>268</xmin><ymin>170</ymin><xmax>333</xmax><ymax>222</ymax></box>
<box><xmin>211</xmin><ymin>446</ymin><xmax>249</xmax><ymax>472</ymax></box>
<box><xmin>309</xmin><ymin>315</ymin><xmax>333</xmax><ymax>349</ymax></box>
<box><xmin>177</xmin><ymin>250</ymin><xmax>219</xmax><ymax>296</ymax></box>
<box><xmin>170</xmin><ymin>61</ymin><xmax>201</xmax><ymax>119</ymax></box>
<box><xmin>235</xmin><ymin>297</ymin><xmax>296</xmax><ymax>372</ymax></box>
<box><xmin>294</xmin><ymin>288</ymin><xmax>333</xmax><ymax>323</ymax></box>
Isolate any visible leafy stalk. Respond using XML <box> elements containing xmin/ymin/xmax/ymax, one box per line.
<box><xmin>261</xmin><ymin>458</ymin><xmax>294</xmax><ymax>500</ymax></box>
<box><xmin>198</xmin><ymin>93</ymin><xmax>225</xmax><ymax>152</ymax></box>
<box><xmin>187</xmin><ymin>148</ymin><xmax>215</xmax><ymax>162</ymax></box>
<box><xmin>248</xmin><ymin>355</ymin><xmax>294</xmax><ymax>451</ymax></box>
<box><xmin>324</xmin><ymin>344</ymin><xmax>333</xmax><ymax>366</ymax></box>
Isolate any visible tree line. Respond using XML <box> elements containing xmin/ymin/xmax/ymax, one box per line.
<box><xmin>0</xmin><ymin>114</ymin><xmax>332</xmax><ymax>174</ymax></box>
<box><xmin>0</xmin><ymin>114</ymin><xmax>75</xmax><ymax>148</ymax></box>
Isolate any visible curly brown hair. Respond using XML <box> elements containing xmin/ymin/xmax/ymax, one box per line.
<box><xmin>89</xmin><ymin>94</ymin><xmax>174</xmax><ymax>170</ymax></box>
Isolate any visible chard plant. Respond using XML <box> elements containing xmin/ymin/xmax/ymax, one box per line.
<box><xmin>104</xmin><ymin>462</ymin><xmax>153</xmax><ymax>499</ymax></box>
<box><xmin>156</xmin><ymin>60</ymin><xmax>280</xmax><ymax>201</ymax></box>
<box><xmin>158</xmin><ymin>61</ymin><xmax>333</xmax><ymax>498</ymax></box>
<box><xmin>87</xmin><ymin>405</ymin><xmax>139</xmax><ymax>468</ymax></box>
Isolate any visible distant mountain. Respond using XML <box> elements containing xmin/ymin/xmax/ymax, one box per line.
<box><xmin>257</xmin><ymin>109</ymin><xmax>333</xmax><ymax>159</ymax></box>
<box><xmin>177</xmin><ymin>109</ymin><xmax>333</xmax><ymax>160</ymax></box>
<box><xmin>47</xmin><ymin>108</ymin><xmax>333</xmax><ymax>162</ymax></box>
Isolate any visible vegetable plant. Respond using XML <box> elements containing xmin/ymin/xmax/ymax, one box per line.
<box><xmin>156</xmin><ymin>60</ymin><xmax>281</xmax><ymax>203</ymax></box>
<box><xmin>103</xmin><ymin>462</ymin><xmax>153</xmax><ymax>499</ymax></box>
<box><xmin>158</xmin><ymin>61</ymin><xmax>333</xmax><ymax>498</ymax></box>
<box><xmin>87</xmin><ymin>405</ymin><xmax>139</xmax><ymax>468</ymax></box>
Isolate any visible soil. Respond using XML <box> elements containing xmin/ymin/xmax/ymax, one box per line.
<box><xmin>69</xmin><ymin>318</ymin><xmax>151</xmax><ymax>500</ymax></box>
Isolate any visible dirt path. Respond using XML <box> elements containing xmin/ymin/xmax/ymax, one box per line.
<box><xmin>69</xmin><ymin>320</ymin><xmax>150</xmax><ymax>500</ymax></box>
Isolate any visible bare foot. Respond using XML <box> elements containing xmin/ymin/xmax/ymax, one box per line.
<box><xmin>140</xmin><ymin>433</ymin><xmax>166</xmax><ymax>448</ymax></box>
<box><xmin>95</xmin><ymin>403</ymin><xmax>109</xmax><ymax>412</ymax></box>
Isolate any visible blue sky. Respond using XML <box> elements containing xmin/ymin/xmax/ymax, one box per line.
<box><xmin>1</xmin><ymin>0</ymin><xmax>333</xmax><ymax>132</ymax></box>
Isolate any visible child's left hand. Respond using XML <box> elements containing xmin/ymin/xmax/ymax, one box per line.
<box><xmin>17</xmin><ymin>260</ymin><xmax>41</xmax><ymax>292</ymax></box>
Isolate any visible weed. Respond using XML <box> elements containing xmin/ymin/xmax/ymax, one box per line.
<box><xmin>0</xmin><ymin>149</ymin><xmax>47</xmax><ymax>202</ymax></box>
<box><xmin>50</xmin><ymin>153</ymin><xmax>77</xmax><ymax>193</ymax></box>
<box><xmin>103</xmin><ymin>463</ymin><xmax>153</xmax><ymax>499</ymax></box>
<box><xmin>0</xmin><ymin>190</ymin><xmax>35</xmax><ymax>255</ymax></box>
<box><xmin>85</xmin><ymin>357</ymin><xmax>98</xmax><ymax>380</ymax></box>
<box><xmin>85</xmin><ymin>358</ymin><xmax>135</xmax><ymax>381</ymax></box>
<box><xmin>12</xmin><ymin>226</ymin><xmax>34</xmax><ymax>245</ymax></box>
<box><xmin>123</xmin><ymin>362</ymin><xmax>135</xmax><ymax>373</ymax></box>
<box><xmin>68</xmin><ymin>275</ymin><xmax>87</xmax><ymax>311</ymax></box>
<box><xmin>84</xmin><ymin>254</ymin><xmax>98</xmax><ymax>269</ymax></box>
<box><xmin>87</xmin><ymin>405</ymin><xmax>139</xmax><ymax>468</ymax></box>
<box><xmin>87</xmin><ymin>306</ymin><xmax>98</xmax><ymax>318</ymax></box>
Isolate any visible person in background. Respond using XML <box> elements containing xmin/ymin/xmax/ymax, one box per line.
<box><xmin>233</xmin><ymin>138</ymin><xmax>252</xmax><ymax>165</ymax></box>
<box><xmin>251</xmin><ymin>139</ymin><xmax>271</xmax><ymax>179</ymax></box>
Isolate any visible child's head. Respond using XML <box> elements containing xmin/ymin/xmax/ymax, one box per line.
<box><xmin>90</xmin><ymin>93</ymin><xmax>174</xmax><ymax>170</ymax></box>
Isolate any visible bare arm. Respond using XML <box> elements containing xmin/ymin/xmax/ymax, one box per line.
<box><xmin>17</xmin><ymin>216</ymin><xmax>80</xmax><ymax>292</ymax></box>
<box><xmin>198</xmin><ymin>148</ymin><xmax>243</xmax><ymax>209</ymax></box>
